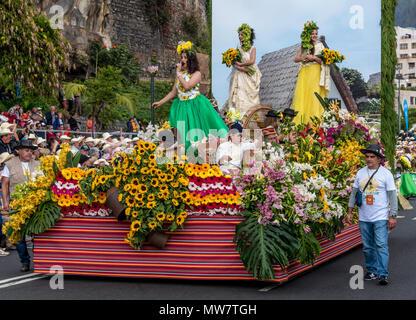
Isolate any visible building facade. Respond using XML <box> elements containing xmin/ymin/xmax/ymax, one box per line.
<box><xmin>396</xmin><ymin>26</ymin><xmax>416</xmax><ymax>88</ymax></box>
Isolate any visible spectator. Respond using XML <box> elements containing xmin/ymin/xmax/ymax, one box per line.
<box><xmin>2</xmin><ymin>140</ymin><xmax>40</xmax><ymax>271</ymax></box>
<box><xmin>127</xmin><ymin>117</ymin><xmax>134</xmax><ymax>133</ymax></box>
<box><xmin>0</xmin><ymin>127</ymin><xmax>19</xmax><ymax>154</ymax></box>
<box><xmin>30</xmin><ymin>107</ymin><xmax>43</xmax><ymax>124</ymax></box>
<box><xmin>53</xmin><ymin>112</ymin><xmax>65</xmax><ymax>130</ymax></box>
<box><xmin>0</xmin><ymin>152</ymin><xmax>14</xmax><ymax>256</ymax></box>
<box><xmin>68</xmin><ymin>113</ymin><xmax>80</xmax><ymax>132</ymax></box>
<box><xmin>6</xmin><ymin>108</ymin><xmax>17</xmax><ymax>124</ymax></box>
<box><xmin>45</xmin><ymin>105</ymin><xmax>57</xmax><ymax>126</ymax></box>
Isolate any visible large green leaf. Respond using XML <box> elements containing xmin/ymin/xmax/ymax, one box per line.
<box><xmin>24</xmin><ymin>201</ymin><xmax>61</xmax><ymax>236</ymax></box>
<box><xmin>233</xmin><ymin>216</ymin><xmax>299</xmax><ymax>280</ymax></box>
<box><xmin>314</xmin><ymin>92</ymin><xmax>330</xmax><ymax>111</ymax></box>
<box><xmin>72</xmin><ymin>151</ymin><xmax>81</xmax><ymax>167</ymax></box>
<box><xmin>297</xmin><ymin>232</ymin><xmax>321</xmax><ymax>266</ymax></box>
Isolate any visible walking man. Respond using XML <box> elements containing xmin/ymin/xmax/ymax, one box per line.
<box><xmin>348</xmin><ymin>144</ymin><xmax>397</xmax><ymax>285</ymax></box>
<box><xmin>1</xmin><ymin>140</ymin><xmax>40</xmax><ymax>271</ymax></box>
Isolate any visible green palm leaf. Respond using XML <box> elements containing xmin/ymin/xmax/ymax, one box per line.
<box><xmin>24</xmin><ymin>201</ymin><xmax>61</xmax><ymax>236</ymax></box>
<box><xmin>63</xmin><ymin>82</ymin><xmax>87</xmax><ymax>98</ymax></box>
<box><xmin>115</xmin><ymin>93</ymin><xmax>135</xmax><ymax>114</ymax></box>
<box><xmin>233</xmin><ymin>215</ymin><xmax>299</xmax><ymax>280</ymax></box>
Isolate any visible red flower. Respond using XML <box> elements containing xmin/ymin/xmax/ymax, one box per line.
<box><xmin>335</xmin><ymin>157</ymin><xmax>344</xmax><ymax>166</ymax></box>
<box><xmin>102</xmin><ymin>44</ymin><xmax>107</xmax><ymax>48</ymax></box>
<box><xmin>94</xmin><ymin>37</ymin><xmax>99</xmax><ymax>41</ymax></box>
<box><xmin>112</xmin><ymin>45</ymin><xmax>117</xmax><ymax>49</ymax></box>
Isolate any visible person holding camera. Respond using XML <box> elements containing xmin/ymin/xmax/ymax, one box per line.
<box><xmin>347</xmin><ymin>144</ymin><xmax>397</xmax><ymax>285</ymax></box>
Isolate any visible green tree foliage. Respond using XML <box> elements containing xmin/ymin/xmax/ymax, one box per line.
<box><xmin>64</xmin><ymin>66</ymin><xmax>135</xmax><ymax>129</ymax></box>
<box><xmin>395</xmin><ymin>0</ymin><xmax>416</xmax><ymax>28</ymax></box>
<box><xmin>181</xmin><ymin>12</ymin><xmax>211</xmax><ymax>55</ymax></box>
<box><xmin>381</xmin><ymin>0</ymin><xmax>398</xmax><ymax>171</ymax></box>
<box><xmin>0</xmin><ymin>0</ymin><xmax>70</xmax><ymax>96</ymax></box>
<box><xmin>341</xmin><ymin>68</ymin><xmax>368</xmax><ymax>100</ymax></box>
<box><xmin>88</xmin><ymin>40</ymin><xmax>142</xmax><ymax>84</ymax></box>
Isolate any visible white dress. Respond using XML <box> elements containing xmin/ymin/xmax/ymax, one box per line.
<box><xmin>223</xmin><ymin>46</ymin><xmax>262</xmax><ymax>116</ymax></box>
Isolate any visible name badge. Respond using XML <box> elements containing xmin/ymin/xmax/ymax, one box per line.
<box><xmin>366</xmin><ymin>194</ymin><xmax>374</xmax><ymax>205</ymax></box>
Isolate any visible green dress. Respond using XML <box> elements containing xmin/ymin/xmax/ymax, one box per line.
<box><xmin>169</xmin><ymin>71</ymin><xmax>229</xmax><ymax>151</ymax></box>
<box><xmin>400</xmin><ymin>172</ymin><xmax>416</xmax><ymax>197</ymax></box>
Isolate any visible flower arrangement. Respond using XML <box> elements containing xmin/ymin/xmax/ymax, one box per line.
<box><xmin>147</xmin><ymin>65</ymin><xmax>159</xmax><ymax>77</ymax></box>
<box><xmin>177</xmin><ymin>41</ymin><xmax>195</xmax><ymax>55</ymax></box>
<box><xmin>301</xmin><ymin>20</ymin><xmax>319</xmax><ymax>51</ymax></box>
<box><xmin>222</xmin><ymin>48</ymin><xmax>255</xmax><ymax>76</ymax></box>
<box><xmin>80</xmin><ymin>141</ymin><xmax>192</xmax><ymax>250</ymax></box>
<box><xmin>399</xmin><ymin>156</ymin><xmax>412</xmax><ymax>170</ymax></box>
<box><xmin>237</xmin><ymin>23</ymin><xmax>253</xmax><ymax>52</ymax></box>
<box><xmin>187</xmin><ymin>164</ymin><xmax>242</xmax><ymax>216</ymax></box>
<box><xmin>317</xmin><ymin>48</ymin><xmax>345</xmax><ymax>65</ymax></box>
<box><xmin>225</xmin><ymin>107</ymin><xmax>243</xmax><ymax>124</ymax></box>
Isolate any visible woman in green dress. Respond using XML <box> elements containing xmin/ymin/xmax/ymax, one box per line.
<box><xmin>152</xmin><ymin>41</ymin><xmax>228</xmax><ymax>153</ymax></box>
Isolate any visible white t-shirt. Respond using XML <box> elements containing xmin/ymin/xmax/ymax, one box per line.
<box><xmin>216</xmin><ymin>141</ymin><xmax>255</xmax><ymax>172</ymax></box>
<box><xmin>353</xmin><ymin>165</ymin><xmax>396</xmax><ymax>222</ymax></box>
<box><xmin>2</xmin><ymin>162</ymin><xmax>30</xmax><ymax>179</ymax></box>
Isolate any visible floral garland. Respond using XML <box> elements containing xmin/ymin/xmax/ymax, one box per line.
<box><xmin>187</xmin><ymin>164</ymin><xmax>242</xmax><ymax>216</ymax></box>
<box><xmin>301</xmin><ymin>20</ymin><xmax>319</xmax><ymax>51</ymax></box>
<box><xmin>237</xmin><ymin>23</ymin><xmax>252</xmax><ymax>52</ymax></box>
<box><xmin>177</xmin><ymin>40</ymin><xmax>195</xmax><ymax>55</ymax></box>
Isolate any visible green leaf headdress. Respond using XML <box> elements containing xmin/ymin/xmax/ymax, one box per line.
<box><xmin>176</xmin><ymin>40</ymin><xmax>196</xmax><ymax>55</ymax></box>
<box><xmin>237</xmin><ymin>23</ymin><xmax>253</xmax><ymax>52</ymax></box>
<box><xmin>300</xmin><ymin>21</ymin><xmax>319</xmax><ymax>51</ymax></box>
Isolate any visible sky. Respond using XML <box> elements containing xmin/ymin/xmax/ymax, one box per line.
<box><xmin>212</xmin><ymin>0</ymin><xmax>381</xmax><ymax>108</ymax></box>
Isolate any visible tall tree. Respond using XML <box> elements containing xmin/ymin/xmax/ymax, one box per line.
<box><xmin>381</xmin><ymin>0</ymin><xmax>398</xmax><ymax>172</ymax></box>
<box><xmin>341</xmin><ymin>68</ymin><xmax>368</xmax><ymax>100</ymax></box>
<box><xmin>0</xmin><ymin>0</ymin><xmax>70</xmax><ymax>96</ymax></box>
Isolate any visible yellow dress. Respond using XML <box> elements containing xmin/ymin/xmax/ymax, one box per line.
<box><xmin>292</xmin><ymin>42</ymin><xmax>330</xmax><ymax>125</ymax></box>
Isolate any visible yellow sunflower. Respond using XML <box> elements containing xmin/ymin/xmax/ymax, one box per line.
<box><xmin>148</xmin><ymin>221</ymin><xmax>157</xmax><ymax>230</ymax></box>
<box><xmin>166</xmin><ymin>214</ymin><xmax>175</xmax><ymax>221</ymax></box>
<box><xmin>156</xmin><ymin>212</ymin><xmax>165</xmax><ymax>222</ymax></box>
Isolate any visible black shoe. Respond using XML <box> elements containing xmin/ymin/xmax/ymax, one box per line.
<box><xmin>364</xmin><ymin>272</ymin><xmax>378</xmax><ymax>280</ymax></box>
<box><xmin>378</xmin><ymin>275</ymin><xmax>388</xmax><ymax>285</ymax></box>
<box><xmin>20</xmin><ymin>264</ymin><xmax>30</xmax><ymax>272</ymax></box>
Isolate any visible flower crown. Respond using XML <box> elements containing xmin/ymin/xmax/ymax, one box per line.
<box><xmin>238</xmin><ymin>23</ymin><xmax>253</xmax><ymax>52</ymax></box>
<box><xmin>300</xmin><ymin>20</ymin><xmax>319</xmax><ymax>50</ymax></box>
<box><xmin>177</xmin><ymin>41</ymin><xmax>195</xmax><ymax>55</ymax></box>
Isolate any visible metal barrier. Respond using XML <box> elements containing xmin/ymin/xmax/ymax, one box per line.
<box><xmin>16</xmin><ymin>128</ymin><xmax>139</xmax><ymax>140</ymax></box>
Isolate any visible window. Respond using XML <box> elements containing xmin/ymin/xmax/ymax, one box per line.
<box><xmin>409</xmin><ymin>73</ymin><xmax>416</xmax><ymax>79</ymax></box>
<box><xmin>400</xmin><ymin>43</ymin><xmax>408</xmax><ymax>50</ymax></box>
<box><xmin>411</xmin><ymin>97</ymin><xmax>415</xmax><ymax>105</ymax></box>
<box><xmin>413</xmin><ymin>53</ymin><xmax>416</xmax><ymax>58</ymax></box>
<box><xmin>409</xmin><ymin>62</ymin><xmax>415</xmax><ymax>69</ymax></box>
<box><xmin>412</xmin><ymin>43</ymin><xmax>416</xmax><ymax>49</ymax></box>
<box><xmin>400</xmin><ymin>54</ymin><xmax>409</xmax><ymax>58</ymax></box>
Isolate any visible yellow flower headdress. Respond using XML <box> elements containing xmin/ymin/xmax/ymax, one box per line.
<box><xmin>177</xmin><ymin>41</ymin><xmax>195</xmax><ymax>55</ymax></box>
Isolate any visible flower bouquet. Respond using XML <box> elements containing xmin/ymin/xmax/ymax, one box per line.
<box><xmin>147</xmin><ymin>65</ymin><xmax>159</xmax><ymax>77</ymax></box>
<box><xmin>317</xmin><ymin>48</ymin><xmax>345</xmax><ymax>65</ymax></box>
<box><xmin>222</xmin><ymin>48</ymin><xmax>255</xmax><ymax>76</ymax></box>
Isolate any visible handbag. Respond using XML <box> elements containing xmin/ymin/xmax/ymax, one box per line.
<box><xmin>355</xmin><ymin>166</ymin><xmax>379</xmax><ymax>207</ymax></box>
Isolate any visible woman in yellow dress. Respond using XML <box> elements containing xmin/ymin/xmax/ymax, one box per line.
<box><xmin>223</xmin><ymin>24</ymin><xmax>262</xmax><ymax>117</ymax></box>
<box><xmin>292</xmin><ymin>21</ymin><xmax>330</xmax><ymax>125</ymax></box>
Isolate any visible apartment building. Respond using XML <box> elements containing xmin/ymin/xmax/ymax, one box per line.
<box><xmin>396</xmin><ymin>26</ymin><xmax>416</xmax><ymax>88</ymax></box>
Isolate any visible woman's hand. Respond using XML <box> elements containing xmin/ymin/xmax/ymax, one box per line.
<box><xmin>234</xmin><ymin>62</ymin><xmax>242</xmax><ymax>67</ymax></box>
<box><xmin>314</xmin><ymin>56</ymin><xmax>323</xmax><ymax>64</ymax></box>
<box><xmin>152</xmin><ymin>101</ymin><xmax>161</xmax><ymax>109</ymax></box>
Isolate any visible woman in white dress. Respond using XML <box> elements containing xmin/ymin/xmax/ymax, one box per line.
<box><xmin>224</xmin><ymin>24</ymin><xmax>262</xmax><ymax>117</ymax></box>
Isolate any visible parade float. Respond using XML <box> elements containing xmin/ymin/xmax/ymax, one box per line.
<box><xmin>2</xmin><ymin>96</ymin><xmax>380</xmax><ymax>283</ymax></box>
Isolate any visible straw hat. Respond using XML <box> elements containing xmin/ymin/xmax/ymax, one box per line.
<box><xmin>132</xmin><ymin>137</ymin><xmax>140</xmax><ymax>142</ymax></box>
<box><xmin>0</xmin><ymin>123</ymin><xmax>13</xmax><ymax>130</ymax></box>
<box><xmin>0</xmin><ymin>152</ymin><xmax>14</xmax><ymax>165</ymax></box>
<box><xmin>71</xmin><ymin>136</ymin><xmax>83</xmax><ymax>143</ymax></box>
<box><xmin>85</xmin><ymin>137</ymin><xmax>95</xmax><ymax>144</ymax></box>
<box><xmin>28</xmin><ymin>133</ymin><xmax>37</xmax><ymax>140</ymax></box>
<box><xmin>0</xmin><ymin>128</ymin><xmax>13</xmax><ymax>136</ymax></box>
<box><xmin>111</xmin><ymin>138</ymin><xmax>119</xmax><ymax>144</ymax></box>
<box><xmin>121</xmin><ymin>138</ymin><xmax>131</xmax><ymax>145</ymax></box>
<box><xmin>94</xmin><ymin>159</ymin><xmax>109</xmax><ymax>166</ymax></box>
<box><xmin>102</xmin><ymin>144</ymin><xmax>112</xmax><ymax>152</ymax></box>
<box><xmin>60</xmin><ymin>135</ymin><xmax>71</xmax><ymax>140</ymax></box>
<box><xmin>37</xmin><ymin>137</ymin><xmax>46</xmax><ymax>145</ymax></box>
<box><xmin>102</xmin><ymin>132</ymin><xmax>112</xmax><ymax>140</ymax></box>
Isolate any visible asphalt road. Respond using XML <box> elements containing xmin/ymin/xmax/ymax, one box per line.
<box><xmin>1</xmin><ymin>205</ymin><xmax>416</xmax><ymax>301</ymax></box>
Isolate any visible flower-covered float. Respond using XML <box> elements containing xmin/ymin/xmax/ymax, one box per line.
<box><xmin>3</xmin><ymin>95</ymin><xmax>381</xmax><ymax>282</ymax></box>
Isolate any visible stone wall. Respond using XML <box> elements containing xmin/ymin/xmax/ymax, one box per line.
<box><xmin>36</xmin><ymin>0</ymin><xmax>210</xmax><ymax>83</ymax></box>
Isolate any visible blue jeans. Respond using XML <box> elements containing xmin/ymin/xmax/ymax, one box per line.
<box><xmin>359</xmin><ymin>220</ymin><xmax>389</xmax><ymax>277</ymax></box>
<box><xmin>16</xmin><ymin>239</ymin><xmax>30</xmax><ymax>266</ymax></box>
